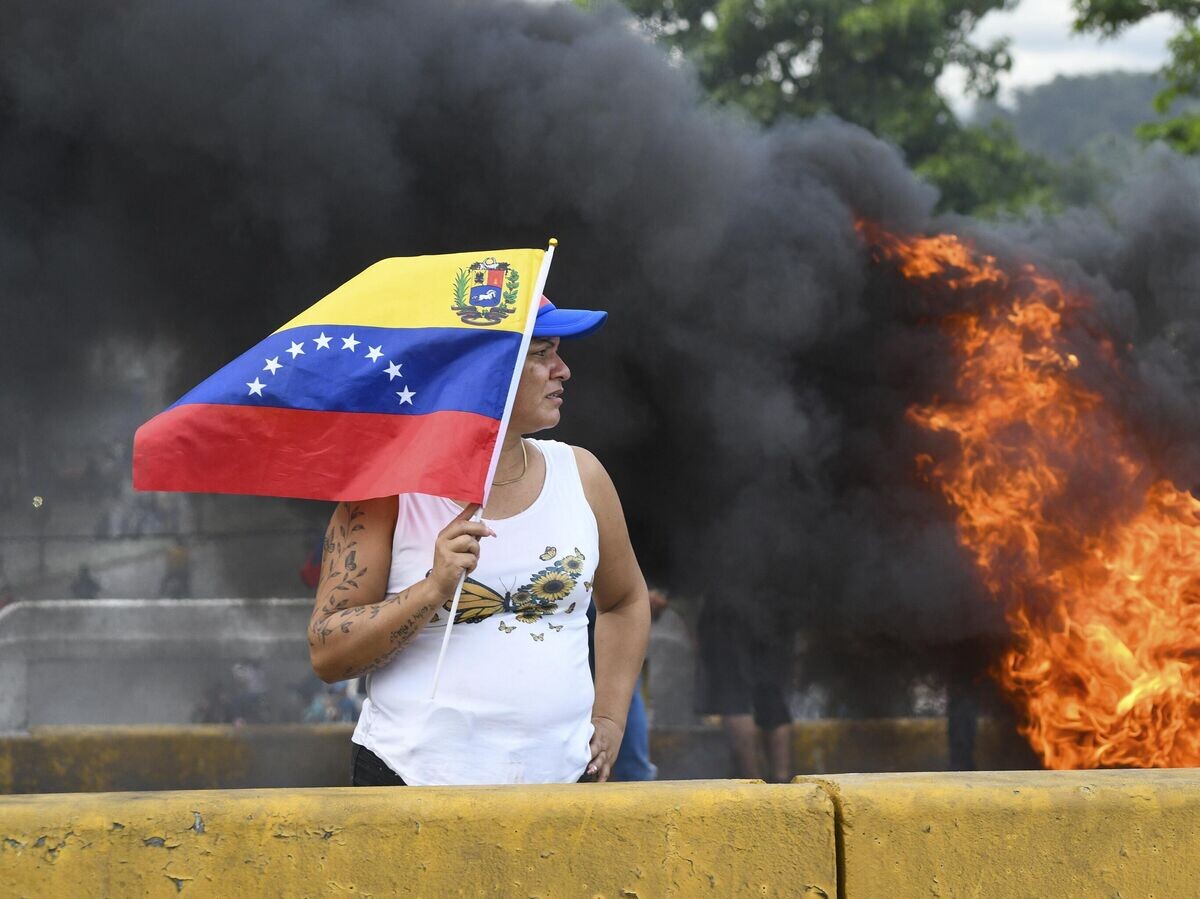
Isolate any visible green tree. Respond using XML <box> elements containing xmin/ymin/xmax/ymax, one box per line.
<box><xmin>621</xmin><ymin>0</ymin><xmax>1011</xmax><ymax>145</ymax></box>
<box><xmin>612</xmin><ymin>0</ymin><xmax>1058</xmax><ymax>214</ymax></box>
<box><xmin>1073</xmin><ymin>0</ymin><xmax>1200</xmax><ymax>153</ymax></box>
<box><xmin>916</xmin><ymin>118</ymin><xmax>1059</xmax><ymax>215</ymax></box>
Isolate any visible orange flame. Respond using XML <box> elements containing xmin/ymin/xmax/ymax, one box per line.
<box><xmin>864</xmin><ymin>221</ymin><xmax>1200</xmax><ymax>769</ymax></box>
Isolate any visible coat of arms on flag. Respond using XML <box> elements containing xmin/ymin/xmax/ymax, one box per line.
<box><xmin>452</xmin><ymin>257</ymin><xmax>520</xmax><ymax>326</ymax></box>
<box><xmin>134</xmin><ymin>246</ymin><xmax>553</xmax><ymax>505</ymax></box>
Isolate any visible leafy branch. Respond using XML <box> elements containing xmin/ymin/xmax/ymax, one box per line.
<box><xmin>503</xmin><ymin>267</ymin><xmax>520</xmax><ymax>306</ymax></box>
<box><xmin>452</xmin><ymin>268</ymin><xmax>470</xmax><ymax>310</ymax></box>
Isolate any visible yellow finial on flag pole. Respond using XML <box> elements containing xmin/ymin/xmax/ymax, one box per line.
<box><xmin>549</xmin><ymin>237</ymin><xmax>558</xmax><ymax>246</ymax></box>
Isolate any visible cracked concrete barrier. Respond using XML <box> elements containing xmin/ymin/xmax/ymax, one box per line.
<box><xmin>0</xmin><ymin>725</ymin><xmax>354</xmax><ymax>794</ymax></box>
<box><xmin>797</xmin><ymin>769</ymin><xmax>1200</xmax><ymax>898</ymax></box>
<box><xmin>0</xmin><ymin>781</ymin><xmax>837</xmax><ymax>897</ymax></box>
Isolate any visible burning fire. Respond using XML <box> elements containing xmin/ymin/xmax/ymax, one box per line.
<box><xmin>863</xmin><ymin>222</ymin><xmax>1200</xmax><ymax>769</ymax></box>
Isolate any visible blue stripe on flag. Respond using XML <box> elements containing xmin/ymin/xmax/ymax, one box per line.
<box><xmin>170</xmin><ymin>325</ymin><xmax>523</xmax><ymax>417</ymax></box>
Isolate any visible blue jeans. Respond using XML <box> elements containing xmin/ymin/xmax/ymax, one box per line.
<box><xmin>610</xmin><ymin>677</ymin><xmax>657</xmax><ymax>781</ymax></box>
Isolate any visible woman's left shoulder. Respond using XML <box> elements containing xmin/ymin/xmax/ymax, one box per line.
<box><xmin>568</xmin><ymin>445</ymin><xmax>608</xmax><ymax>483</ymax></box>
<box><xmin>567</xmin><ymin>446</ymin><xmax>633</xmax><ymax>547</ymax></box>
<box><xmin>566</xmin><ymin>445</ymin><xmax>619</xmax><ymax>510</ymax></box>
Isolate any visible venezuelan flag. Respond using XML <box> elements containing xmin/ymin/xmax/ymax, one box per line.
<box><xmin>134</xmin><ymin>247</ymin><xmax>550</xmax><ymax>503</ymax></box>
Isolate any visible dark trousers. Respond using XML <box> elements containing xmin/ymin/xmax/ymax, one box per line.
<box><xmin>352</xmin><ymin>743</ymin><xmax>407</xmax><ymax>786</ymax></box>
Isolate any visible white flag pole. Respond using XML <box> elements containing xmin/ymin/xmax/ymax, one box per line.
<box><xmin>430</xmin><ymin>239</ymin><xmax>557</xmax><ymax>699</ymax></box>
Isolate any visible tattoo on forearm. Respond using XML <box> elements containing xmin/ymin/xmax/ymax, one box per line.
<box><xmin>310</xmin><ymin>618</ymin><xmax>334</xmax><ymax>647</ymax></box>
<box><xmin>309</xmin><ymin>504</ymin><xmax>374</xmax><ymax>645</ymax></box>
<box><xmin>308</xmin><ymin>580</ymin><xmax>413</xmax><ymax>656</ymax></box>
<box><xmin>316</xmin><ymin>504</ymin><xmax>369</xmax><ymax>616</ymax></box>
<box><xmin>341</xmin><ymin>599</ymin><xmax>435</xmax><ymax>679</ymax></box>
<box><xmin>307</xmin><ymin>504</ymin><xmax>436</xmax><ymax>671</ymax></box>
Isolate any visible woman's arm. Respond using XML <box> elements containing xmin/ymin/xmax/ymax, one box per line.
<box><xmin>575</xmin><ymin>446</ymin><xmax>651</xmax><ymax>781</ymax></box>
<box><xmin>307</xmin><ymin>498</ymin><xmax>493</xmax><ymax>683</ymax></box>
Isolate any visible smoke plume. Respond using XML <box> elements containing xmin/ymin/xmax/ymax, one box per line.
<box><xmin>5</xmin><ymin>0</ymin><xmax>1200</xmax><ymax>663</ymax></box>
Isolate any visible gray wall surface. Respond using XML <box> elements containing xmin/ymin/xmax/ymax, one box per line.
<box><xmin>0</xmin><ymin>597</ymin><xmax>697</xmax><ymax>732</ymax></box>
<box><xmin>0</xmin><ymin>598</ymin><xmax>315</xmax><ymax>731</ymax></box>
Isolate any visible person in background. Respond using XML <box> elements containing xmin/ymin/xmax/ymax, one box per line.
<box><xmin>160</xmin><ymin>537</ymin><xmax>191</xmax><ymax>598</ymax></box>
<box><xmin>695</xmin><ymin>597</ymin><xmax>794</xmax><ymax>783</ymax></box>
<box><xmin>303</xmin><ymin>682</ymin><xmax>360</xmax><ymax>723</ymax></box>
<box><xmin>946</xmin><ymin>638</ymin><xmax>983</xmax><ymax>771</ymax></box>
<box><xmin>303</xmin><ymin>688</ymin><xmax>336</xmax><ymax>723</ymax></box>
<box><xmin>192</xmin><ymin>682</ymin><xmax>233</xmax><ymax>724</ymax></box>
<box><xmin>0</xmin><ymin>561</ymin><xmax>16</xmax><ymax>613</ymax></box>
<box><xmin>334</xmin><ymin>682</ymin><xmax>361</xmax><ymax>722</ymax></box>
<box><xmin>608</xmin><ymin>586</ymin><xmax>670</xmax><ymax>781</ymax></box>
<box><xmin>71</xmin><ymin>564</ymin><xmax>101</xmax><ymax>599</ymax></box>
<box><xmin>299</xmin><ymin>533</ymin><xmax>325</xmax><ymax>591</ymax></box>
<box><xmin>229</xmin><ymin>660</ymin><xmax>267</xmax><ymax>724</ymax></box>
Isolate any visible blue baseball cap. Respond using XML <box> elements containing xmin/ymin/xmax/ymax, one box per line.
<box><xmin>532</xmin><ymin>295</ymin><xmax>607</xmax><ymax>339</ymax></box>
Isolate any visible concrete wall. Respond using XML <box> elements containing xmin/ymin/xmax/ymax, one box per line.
<box><xmin>796</xmin><ymin>769</ymin><xmax>1200</xmax><ymax>897</ymax></box>
<box><xmin>0</xmin><ymin>720</ymin><xmax>1041</xmax><ymax>796</ymax></box>
<box><xmin>0</xmin><ymin>599</ymin><xmax>313</xmax><ymax>730</ymax></box>
<box><xmin>2</xmin><ymin>719</ymin><xmax>1036</xmax><ymax>795</ymax></box>
<box><xmin>0</xmin><ymin>597</ymin><xmax>694</xmax><ymax>731</ymax></box>
<box><xmin>3</xmin><ymin>771</ymin><xmax>1197</xmax><ymax>897</ymax></box>
<box><xmin>656</xmin><ymin>717</ymin><xmax>1036</xmax><ymax>779</ymax></box>
<box><xmin>0</xmin><ymin>726</ymin><xmax>352</xmax><ymax>794</ymax></box>
<box><xmin>0</xmin><ymin>782</ymin><xmax>837</xmax><ymax>898</ymax></box>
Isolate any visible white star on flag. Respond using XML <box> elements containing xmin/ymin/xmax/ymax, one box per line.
<box><xmin>247</xmin><ymin>335</ymin><xmax>419</xmax><ymax>409</ymax></box>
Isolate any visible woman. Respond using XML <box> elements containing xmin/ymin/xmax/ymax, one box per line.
<box><xmin>308</xmin><ymin>297</ymin><xmax>650</xmax><ymax>785</ymax></box>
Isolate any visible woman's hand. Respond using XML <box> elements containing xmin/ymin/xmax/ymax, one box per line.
<box><xmin>586</xmin><ymin>715</ymin><xmax>625</xmax><ymax>782</ymax></box>
<box><xmin>428</xmin><ymin>503</ymin><xmax>495</xmax><ymax>599</ymax></box>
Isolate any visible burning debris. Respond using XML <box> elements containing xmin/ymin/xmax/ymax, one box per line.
<box><xmin>868</xmin><ymin>223</ymin><xmax>1200</xmax><ymax>769</ymax></box>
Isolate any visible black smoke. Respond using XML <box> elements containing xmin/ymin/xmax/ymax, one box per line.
<box><xmin>4</xmin><ymin>0</ymin><xmax>1200</xmax><ymax>677</ymax></box>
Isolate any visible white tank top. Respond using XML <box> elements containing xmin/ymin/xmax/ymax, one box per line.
<box><xmin>351</xmin><ymin>439</ymin><xmax>598</xmax><ymax>785</ymax></box>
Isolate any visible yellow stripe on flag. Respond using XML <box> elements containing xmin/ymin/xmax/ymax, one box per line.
<box><xmin>276</xmin><ymin>249</ymin><xmax>546</xmax><ymax>334</ymax></box>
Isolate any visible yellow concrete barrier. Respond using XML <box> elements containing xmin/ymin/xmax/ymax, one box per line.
<box><xmin>0</xmin><ymin>725</ymin><xmax>353</xmax><ymax>794</ymax></box>
<box><xmin>2</xmin><ymin>719</ymin><xmax>1041</xmax><ymax>794</ymax></box>
<box><xmin>6</xmin><ymin>770</ymin><xmax>1200</xmax><ymax>896</ymax></box>
<box><xmin>797</xmin><ymin>769</ymin><xmax>1200</xmax><ymax>898</ymax></box>
<box><xmin>0</xmin><ymin>781</ymin><xmax>837</xmax><ymax>898</ymax></box>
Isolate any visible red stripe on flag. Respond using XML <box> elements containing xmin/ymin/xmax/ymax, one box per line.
<box><xmin>133</xmin><ymin>404</ymin><xmax>500</xmax><ymax>502</ymax></box>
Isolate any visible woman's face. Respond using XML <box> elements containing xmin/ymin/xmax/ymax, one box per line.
<box><xmin>511</xmin><ymin>337</ymin><xmax>570</xmax><ymax>434</ymax></box>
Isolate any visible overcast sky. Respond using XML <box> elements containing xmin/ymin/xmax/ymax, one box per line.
<box><xmin>939</xmin><ymin>0</ymin><xmax>1176</xmax><ymax>113</ymax></box>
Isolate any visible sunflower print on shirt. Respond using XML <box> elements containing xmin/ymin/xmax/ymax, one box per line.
<box><xmin>433</xmin><ymin>547</ymin><xmax>588</xmax><ymax>629</ymax></box>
